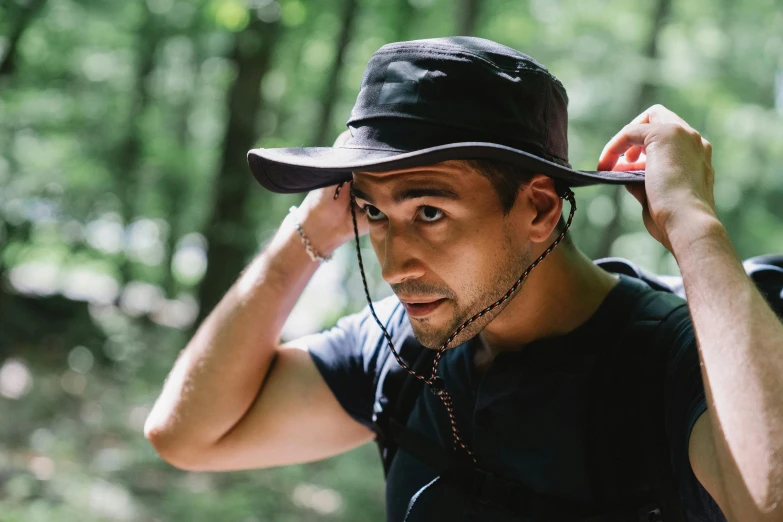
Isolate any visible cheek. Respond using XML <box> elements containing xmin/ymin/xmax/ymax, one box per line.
<box><xmin>436</xmin><ymin>229</ymin><xmax>513</xmax><ymax>292</ymax></box>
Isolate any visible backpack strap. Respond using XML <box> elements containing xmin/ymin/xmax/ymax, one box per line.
<box><xmin>594</xmin><ymin>257</ymin><xmax>685</xmax><ymax>298</ymax></box>
<box><xmin>744</xmin><ymin>254</ymin><xmax>783</xmax><ymax>270</ymax></box>
<box><xmin>596</xmin><ymin>254</ymin><xmax>783</xmax><ymax>318</ymax></box>
<box><xmin>743</xmin><ymin>255</ymin><xmax>783</xmax><ymax>319</ymax></box>
<box><xmin>584</xmin><ymin>278</ymin><xmax>688</xmax><ymax>522</ymax></box>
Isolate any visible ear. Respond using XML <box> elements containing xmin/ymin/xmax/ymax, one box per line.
<box><xmin>523</xmin><ymin>175</ymin><xmax>563</xmax><ymax>243</ymax></box>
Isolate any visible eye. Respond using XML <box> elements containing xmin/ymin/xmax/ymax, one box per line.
<box><xmin>361</xmin><ymin>205</ymin><xmax>387</xmax><ymax>221</ymax></box>
<box><xmin>418</xmin><ymin>206</ymin><xmax>444</xmax><ymax>222</ymax></box>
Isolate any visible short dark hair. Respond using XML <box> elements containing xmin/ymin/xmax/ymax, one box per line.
<box><xmin>459</xmin><ymin>159</ymin><xmax>568</xmax><ymax>235</ymax></box>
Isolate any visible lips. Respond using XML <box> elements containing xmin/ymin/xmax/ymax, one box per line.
<box><xmin>400</xmin><ymin>298</ymin><xmax>447</xmax><ymax>318</ymax></box>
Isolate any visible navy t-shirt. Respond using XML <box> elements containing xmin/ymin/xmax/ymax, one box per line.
<box><xmin>306</xmin><ymin>275</ymin><xmax>728</xmax><ymax>521</ymax></box>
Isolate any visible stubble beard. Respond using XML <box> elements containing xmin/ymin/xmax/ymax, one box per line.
<box><xmin>411</xmin><ymin>242</ymin><xmax>533</xmax><ymax>350</ymax></box>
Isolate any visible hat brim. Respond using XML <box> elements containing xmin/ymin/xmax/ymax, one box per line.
<box><xmin>247</xmin><ymin>142</ymin><xmax>643</xmax><ymax>194</ymax></box>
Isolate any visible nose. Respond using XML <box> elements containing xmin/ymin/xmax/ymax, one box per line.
<box><xmin>379</xmin><ymin>223</ymin><xmax>426</xmax><ymax>285</ymax></box>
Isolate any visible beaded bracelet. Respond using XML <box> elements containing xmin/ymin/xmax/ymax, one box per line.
<box><xmin>289</xmin><ymin>206</ymin><xmax>332</xmax><ymax>263</ymax></box>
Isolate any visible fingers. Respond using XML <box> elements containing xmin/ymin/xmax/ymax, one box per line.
<box><xmin>614</xmin><ymin>147</ymin><xmax>647</xmax><ymax>172</ymax></box>
<box><xmin>702</xmin><ymin>138</ymin><xmax>712</xmax><ymax>162</ymax></box>
<box><xmin>333</xmin><ymin>182</ymin><xmax>345</xmax><ymax>200</ymax></box>
<box><xmin>598</xmin><ymin>104</ymin><xmax>708</xmax><ymax>172</ymax></box>
<box><xmin>634</xmin><ymin>104</ymin><xmax>695</xmax><ymax>131</ymax></box>
<box><xmin>624</xmin><ymin>145</ymin><xmax>643</xmax><ymax>163</ymax></box>
<box><xmin>597</xmin><ymin>124</ymin><xmax>651</xmax><ymax>171</ymax></box>
<box><xmin>616</xmin><ymin>110</ymin><xmax>649</xmax><ymax>165</ymax></box>
<box><xmin>612</xmin><ymin>158</ymin><xmax>647</xmax><ymax>172</ymax></box>
<box><xmin>334</xmin><ymin>180</ymin><xmax>354</xmax><ymax>204</ymax></box>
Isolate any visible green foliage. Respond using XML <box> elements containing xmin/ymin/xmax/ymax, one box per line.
<box><xmin>0</xmin><ymin>0</ymin><xmax>781</xmax><ymax>520</ymax></box>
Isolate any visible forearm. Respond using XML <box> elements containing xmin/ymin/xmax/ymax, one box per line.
<box><xmin>670</xmin><ymin>211</ymin><xmax>783</xmax><ymax>518</ymax></box>
<box><xmin>144</xmin><ymin>211</ymin><xmax>336</xmax><ymax>453</ymax></box>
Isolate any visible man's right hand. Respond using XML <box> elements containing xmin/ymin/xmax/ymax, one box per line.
<box><xmin>296</xmin><ymin>181</ymin><xmax>370</xmax><ymax>258</ymax></box>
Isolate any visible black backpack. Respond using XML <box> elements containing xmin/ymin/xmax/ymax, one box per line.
<box><xmin>371</xmin><ymin>255</ymin><xmax>783</xmax><ymax>522</ymax></box>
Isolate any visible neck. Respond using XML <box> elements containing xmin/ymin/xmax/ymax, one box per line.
<box><xmin>474</xmin><ymin>243</ymin><xmax>618</xmax><ymax>373</ymax></box>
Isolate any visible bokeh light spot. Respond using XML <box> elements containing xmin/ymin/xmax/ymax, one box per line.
<box><xmin>0</xmin><ymin>358</ymin><xmax>34</xmax><ymax>399</ymax></box>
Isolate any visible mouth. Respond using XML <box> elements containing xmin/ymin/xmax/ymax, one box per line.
<box><xmin>400</xmin><ymin>298</ymin><xmax>448</xmax><ymax>318</ymax></box>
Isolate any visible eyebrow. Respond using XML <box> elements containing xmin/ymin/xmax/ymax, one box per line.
<box><xmin>351</xmin><ymin>186</ymin><xmax>460</xmax><ymax>205</ymax></box>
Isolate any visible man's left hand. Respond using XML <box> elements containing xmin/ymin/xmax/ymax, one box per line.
<box><xmin>597</xmin><ymin>104</ymin><xmax>718</xmax><ymax>251</ymax></box>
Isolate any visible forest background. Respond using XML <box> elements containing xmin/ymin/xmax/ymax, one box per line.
<box><xmin>1</xmin><ymin>0</ymin><xmax>782</xmax><ymax>520</ymax></box>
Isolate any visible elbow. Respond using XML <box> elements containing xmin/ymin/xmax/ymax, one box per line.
<box><xmin>753</xmin><ymin>490</ymin><xmax>783</xmax><ymax>522</ymax></box>
<box><xmin>143</xmin><ymin>412</ymin><xmax>174</xmax><ymax>456</ymax></box>
<box><xmin>144</xmin><ymin>419</ymin><xmax>212</xmax><ymax>471</ymax></box>
<box><xmin>736</xmin><ymin>504</ymin><xmax>783</xmax><ymax>522</ymax></box>
<box><xmin>723</xmin><ymin>482</ymin><xmax>783</xmax><ymax>522</ymax></box>
<box><xmin>144</xmin><ymin>421</ymin><xmax>184</xmax><ymax>468</ymax></box>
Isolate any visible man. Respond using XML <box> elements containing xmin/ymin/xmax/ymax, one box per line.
<box><xmin>144</xmin><ymin>37</ymin><xmax>783</xmax><ymax>521</ymax></box>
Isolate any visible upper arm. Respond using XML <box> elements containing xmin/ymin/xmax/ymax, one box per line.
<box><xmin>689</xmin><ymin>402</ymin><xmax>783</xmax><ymax>522</ymax></box>
<box><xmin>689</xmin><ymin>409</ymin><xmax>730</xmax><ymax>513</ymax></box>
<box><xmin>663</xmin><ymin>309</ymin><xmax>730</xmax><ymax>520</ymax></box>
<box><xmin>667</xmin><ymin>310</ymin><xmax>757</xmax><ymax>521</ymax></box>
<box><xmin>188</xmin><ymin>341</ymin><xmax>375</xmax><ymax>471</ymax></box>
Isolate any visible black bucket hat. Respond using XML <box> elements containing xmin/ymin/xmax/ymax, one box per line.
<box><xmin>247</xmin><ymin>36</ymin><xmax>643</xmax><ymax>194</ymax></box>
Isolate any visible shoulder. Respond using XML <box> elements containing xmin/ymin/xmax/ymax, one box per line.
<box><xmin>620</xmin><ymin>274</ymin><xmax>688</xmax><ymax>323</ymax></box>
<box><xmin>307</xmin><ymin>294</ymin><xmax>407</xmax><ymax>372</ymax></box>
<box><xmin>333</xmin><ymin>294</ymin><xmax>407</xmax><ymax>348</ymax></box>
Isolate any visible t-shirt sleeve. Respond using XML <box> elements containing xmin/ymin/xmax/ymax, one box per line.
<box><xmin>664</xmin><ymin>310</ymin><xmax>728</xmax><ymax>522</ymax></box>
<box><xmin>304</xmin><ymin>297</ymin><xmax>402</xmax><ymax>432</ymax></box>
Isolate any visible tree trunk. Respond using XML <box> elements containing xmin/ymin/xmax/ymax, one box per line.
<box><xmin>159</xmin><ymin>107</ymin><xmax>193</xmax><ymax>299</ymax></box>
<box><xmin>194</xmin><ymin>16</ymin><xmax>280</xmax><ymax>327</ymax></box>
<box><xmin>0</xmin><ymin>0</ymin><xmax>47</xmax><ymax>79</ymax></box>
<box><xmin>594</xmin><ymin>0</ymin><xmax>672</xmax><ymax>259</ymax></box>
<box><xmin>312</xmin><ymin>0</ymin><xmax>359</xmax><ymax>146</ymax></box>
<box><xmin>161</xmin><ymin>14</ymin><xmax>208</xmax><ymax>300</ymax></box>
<box><xmin>114</xmin><ymin>6</ymin><xmax>161</xmax><ymax>284</ymax></box>
<box><xmin>456</xmin><ymin>0</ymin><xmax>480</xmax><ymax>36</ymax></box>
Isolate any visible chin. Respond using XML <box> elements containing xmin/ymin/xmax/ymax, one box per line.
<box><xmin>410</xmin><ymin>316</ymin><xmax>488</xmax><ymax>350</ymax></box>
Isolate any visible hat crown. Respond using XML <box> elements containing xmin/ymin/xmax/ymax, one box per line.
<box><xmin>346</xmin><ymin>37</ymin><xmax>571</xmax><ymax>167</ymax></box>
<box><xmin>375</xmin><ymin>37</ymin><xmax>554</xmax><ymax>76</ymax></box>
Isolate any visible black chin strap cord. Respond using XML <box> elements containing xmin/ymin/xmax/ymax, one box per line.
<box><xmin>348</xmin><ymin>186</ymin><xmax>577</xmax><ymax>463</ymax></box>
